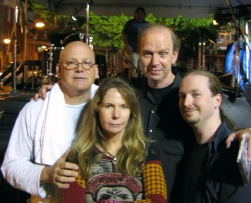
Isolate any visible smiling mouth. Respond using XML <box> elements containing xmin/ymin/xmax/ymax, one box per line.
<box><xmin>184</xmin><ymin>111</ymin><xmax>193</xmax><ymax>114</ymax></box>
<box><xmin>183</xmin><ymin>109</ymin><xmax>197</xmax><ymax>116</ymax></box>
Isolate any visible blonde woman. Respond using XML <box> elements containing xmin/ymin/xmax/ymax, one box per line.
<box><xmin>64</xmin><ymin>78</ymin><xmax>167</xmax><ymax>203</ymax></box>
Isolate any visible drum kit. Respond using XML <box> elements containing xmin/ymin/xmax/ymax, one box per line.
<box><xmin>39</xmin><ymin>0</ymin><xmax>94</xmax><ymax>86</ymax></box>
<box><xmin>39</xmin><ymin>34</ymin><xmax>140</xmax><ymax>86</ymax></box>
<box><xmin>39</xmin><ymin>31</ymin><xmax>90</xmax><ymax>85</ymax></box>
<box><xmin>37</xmin><ymin>0</ymin><xmax>143</xmax><ymax>86</ymax></box>
<box><xmin>1</xmin><ymin>0</ymin><xmax>105</xmax><ymax>91</ymax></box>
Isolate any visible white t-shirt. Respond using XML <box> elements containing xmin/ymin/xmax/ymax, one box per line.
<box><xmin>1</xmin><ymin>83</ymin><xmax>98</xmax><ymax>203</ymax></box>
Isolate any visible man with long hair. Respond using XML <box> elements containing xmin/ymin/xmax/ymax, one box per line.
<box><xmin>179</xmin><ymin>70</ymin><xmax>251</xmax><ymax>202</ymax></box>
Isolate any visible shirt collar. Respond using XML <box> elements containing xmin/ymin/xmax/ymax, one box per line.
<box><xmin>208</xmin><ymin>121</ymin><xmax>233</xmax><ymax>153</ymax></box>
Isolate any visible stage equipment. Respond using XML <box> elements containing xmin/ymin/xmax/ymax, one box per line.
<box><xmin>85</xmin><ymin>0</ymin><xmax>90</xmax><ymax>45</ymax></box>
<box><xmin>244</xmin><ymin>21</ymin><xmax>250</xmax><ymax>84</ymax></box>
<box><xmin>95</xmin><ymin>54</ymin><xmax>107</xmax><ymax>81</ymax></box>
<box><xmin>41</xmin><ymin>44</ymin><xmax>61</xmax><ymax>85</ymax></box>
<box><xmin>6</xmin><ymin>0</ymin><xmax>28</xmax><ymax>93</ymax></box>
<box><xmin>68</xmin><ymin>16</ymin><xmax>86</xmax><ymax>30</ymax></box>
<box><xmin>61</xmin><ymin>0</ymin><xmax>93</xmax><ymax>48</ymax></box>
<box><xmin>62</xmin><ymin>32</ymin><xmax>85</xmax><ymax>46</ymax></box>
<box><xmin>39</xmin><ymin>46</ymin><xmax>63</xmax><ymax>76</ymax></box>
<box><xmin>3</xmin><ymin>39</ymin><xmax>11</xmax><ymax>69</ymax></box>
<box><xmin>120</xmin><ymin>50</ymin><xmax>145</xmax><ymax>78</ymax></box>
<box><xmin>22</xmin><ymin>60</ymin><xmax>41</xmax><ymax>91</ymax></box>
<box><xmin>225</xmin><ymin>39</ymin><xmax>251</xmax><ymax>91</ymax></box>
<box><xmin>224</xmin><ymin>1</ymin><xmax>251</xmax><ymax>91</ymax></box>
<box><xmin>197</xmin><ymin>37</ymin><xmax>206</xmax><ymax>70</ymax></box>
<box><xmin>11</xmin><ymin>0</ymin><xmax>20</xmax><ymax>93</ymax></box>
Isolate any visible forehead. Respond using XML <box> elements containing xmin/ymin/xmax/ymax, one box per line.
<box><xmin>60</xmin><ymin>42</ymin><xmax>94</xmax><ymax>60</ymax></box>
<box><xmin>140</xmin><ymin>29</ymin><xmax>172</xmax><ymax>50</ymax></box>
<box><xmin>180</xmin><ymin>75</ymin><xmax>210</xmax><ymax>91</ymax></box>
<box><xmin>102</xmin><ymin>88</ymin><xmax>123</xmax><ymax>101</ymax></box>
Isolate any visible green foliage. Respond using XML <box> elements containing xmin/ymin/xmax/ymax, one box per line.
<box><xmin>145</xmin><ymin>13</ymin><xmax>158</xmax><ymax>23</ymax></box>
<box><xmin>169</xmin><ymin>14</ymin><xmax>218</xmax><ymax>62</ymax></box>
<box><xmin>88</xmin><ymin>12</ymin><xmax>130</xmax><ymax>49</ymax></box>
<box><xmin>30</xmin><ymin>1</ymin><xmax>218</xmax><ymax>63</ymax></box>
<box><xmin>30</xmin><ymin>0</ymin><xmax>69</xmax><ymax>28</ymax></box>
<box><xmin>30</xmin><ymin>0</ymin><xmax>54</xmax><ymax>25</ymax></box>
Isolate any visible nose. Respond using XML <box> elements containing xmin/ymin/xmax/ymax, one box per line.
<box><xmin>183</xmin><ymin>95</ymin><xmax>193</xmax><ymax>106</ymax></box>
<box><xmin>151</xmin><ymin>54</ymin><xmax>160</xmax><ymax>66</ymax></box>
<box><xmin>75</xmin><ymin>63</ymin><xmax>84</xmax><ymax>72</ymax></box>
<box><xmin>112</xmin><ymin>107</ymin><xmax>120</xmax><ymax>119</ymax></box>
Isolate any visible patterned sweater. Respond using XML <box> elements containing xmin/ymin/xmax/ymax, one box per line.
<box><xmin>63</xmin><ymin>144</ymin><xmax>167</xmax><ymax>203</ymax></box>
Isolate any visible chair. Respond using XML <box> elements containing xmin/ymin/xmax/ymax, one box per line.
<box><xmin>222</xmin><ymin>94</ymin><xmax>251</xmax><ymax>129</ymax></box>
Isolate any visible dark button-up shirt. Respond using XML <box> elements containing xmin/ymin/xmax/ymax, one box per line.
<box><xmin>183</xmin><ymin>121</ymin><xmax>251</xmax><ymax>203</ymax></box>
<box><xmin>137</xmin><ymin>73</ymin><xmax>195</xmax><ymax>201</ymax></box>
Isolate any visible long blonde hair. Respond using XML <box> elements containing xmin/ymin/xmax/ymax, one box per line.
<box><xmin>68</xmin><ymin>78</ymin><xmax>149</xmax><ymax>179</ymax></box>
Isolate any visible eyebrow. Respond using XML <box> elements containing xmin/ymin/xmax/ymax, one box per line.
<box><xmin>179</xmin><ymin>89</ymin><xmax>201</xmax><ymax>94</ymax></box>
<box><xmin>142</xmin><ymin>48</ymin><xmax>170</xmax><ymax>52</ymax></box>
<box><xmin>66</xmin><ymin>58</ymin><xmax>92</xmax><ymax>61</ymax></box>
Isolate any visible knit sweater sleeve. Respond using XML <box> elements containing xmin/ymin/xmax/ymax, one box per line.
<box><xmin>99</xmin><ymin>143</ymin><xmax>168</xmax><ymax>203</ymax></box>
<box><xmin>63</xmin><ymin>174</ymin><xmax>86</xmax><ymax>203</ymax></box>
<box><xmin>63</xmin><ymin>143</ymin><xmax>167</xmax><ymax>203</ymax></box>
<box><xmin>134</xmin><ymin>142</ymin><xmax>167</xmax><ymax>203</ymax></box>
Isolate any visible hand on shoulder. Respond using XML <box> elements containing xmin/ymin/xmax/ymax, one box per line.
<box><xmin>31</xmin><ymin>85</ymin><xmax>54</xmax><ymax>101</ymax></box>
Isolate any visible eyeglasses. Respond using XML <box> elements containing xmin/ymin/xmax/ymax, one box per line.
<box><xmin>62</xmin><ymin>60</ymin><xmax>94</xmax><ymax>70</ymax></box>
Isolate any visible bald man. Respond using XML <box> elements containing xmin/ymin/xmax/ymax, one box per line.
<box><xmin>1</xmin><ymin>41</ymin><xmax>99</xmax><ymax>203</ymax></box>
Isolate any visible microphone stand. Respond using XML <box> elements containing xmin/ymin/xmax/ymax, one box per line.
<box><xmin>85</xmin><ymin>0</ymin><xmax>90</xmax><ymax>45</ymax></box>
<box><xmin>85</xmin><ymin>0</ymin><xmax>94</xmax><ymax>47</ymax></box>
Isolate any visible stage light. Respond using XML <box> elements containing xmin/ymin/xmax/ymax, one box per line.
<box><xmin>71</xmin><ymin>16</ymin><xmax>77</xmax><ymax>21</ymax></box>
<box><xmin>36</xmin><ymin>21</ymin><xmax>45</xmax><ymax>28</ymax></box>
<box><xmin>213</xmin><ymin>19</ymin><xmax>218</xmax><ymax>26</ymax></box>
<box><xmin>213</xmin><ymin>13</ymin><xmax>223</xmax><ymax>26</ymax></box>
<box><xmin>3</xmin><ymin>38</ymin><xmax>11</xmax><ymax>44</ymax></box>
<box><xmin>37</xmin><ymin>46</ymin><xmax>47</xmax><ymax>52</ymax></box>
<box><xmin>67</xmin><ymin>16</ymin><xmax>86</xmax><ymax>30</ymax></box>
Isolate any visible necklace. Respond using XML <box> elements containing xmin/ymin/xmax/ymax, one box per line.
<box><xmin>107</xmin><ymin>151</ymin><xmax>117</xmax><ymax>164</ymax></box>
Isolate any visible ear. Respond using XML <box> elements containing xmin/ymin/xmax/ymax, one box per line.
<box><xmin>94</xmin><ymin>64</ymin><xmax>99</xmax><ymax>79</ymax></box>
<box><xmin>172</xmin><ymin>51</ymin><xmax>179</xmax><ymax>64</ymax></box>
<box><xmin>215</xmin><ymin>93</ymin><xmax>222</xmax><ymax>108</ymax></box>
<box><xmin>56</xmin><ymin>63</ymin><xmax>61</xmax><ymax>78</ymax></box>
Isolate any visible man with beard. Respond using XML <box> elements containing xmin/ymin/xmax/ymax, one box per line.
<box><xmin>178</xmin><ymin>70</ymin><xmax>251</xmax><ymax>203</ymax></box>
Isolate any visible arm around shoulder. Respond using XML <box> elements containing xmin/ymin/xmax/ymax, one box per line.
<box><xmin>226</xmin><ymin>128</ymin><xmax>251</xmax><ymax>161</ymax></box>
